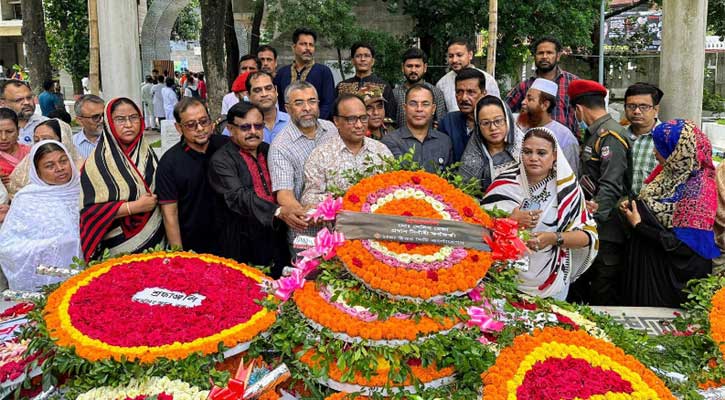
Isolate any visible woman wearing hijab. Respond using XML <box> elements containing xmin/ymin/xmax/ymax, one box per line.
<box><xmin>0</xmin><ymin>140</ymin><xmax>81</xmax><ymax>291</ymax></box>
<box><xmin>620</xmin><ymin>119</ymin><xmax>719</xmax><ymax>307</ymax></box>
<box><xmin>80</xmin><ymin>97</ymin><xmax>164</xmax><ymax>261</ymax></box>
<box><xmin>459</xmin><ymin>95</ymin><xmax>522</xmax><ymax>193</ymax></box>
<box><xmin>7</xmin><ymin>119</ymin><xmax>81</xmax><ymax>198</ymax></box>
<box><xmin>482</xmin><ymin>127</ymin><xmax>598</xmax><ymax>300</ymax></box>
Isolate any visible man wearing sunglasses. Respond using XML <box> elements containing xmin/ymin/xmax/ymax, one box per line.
<box><xmin>155</xmin><ymin>97</ymin><xmax>228</xmax><ymax>254</ymax></box>
<box><xmin>301</xmin><ymin>94</ymin><xmax>392</xmax><ymax>206</ymax></box>
<box><xmin>72</xmin><ymin>94</ymin><xmax>105</xmax><ymax>159</ymax></box>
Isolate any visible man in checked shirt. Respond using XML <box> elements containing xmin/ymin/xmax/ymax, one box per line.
<box><xmin>506</xmin><ymin>36</ymin><xmax>580</xmax><ymax>136</ymax></box>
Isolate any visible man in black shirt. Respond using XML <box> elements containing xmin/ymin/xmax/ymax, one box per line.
<box><xmin>155</xmin><ymin>97</ymin><xmax>229</xmax><ymax>253</ymax></box>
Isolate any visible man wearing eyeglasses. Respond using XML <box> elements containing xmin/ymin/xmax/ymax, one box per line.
<box><xmin>209</xmin><ymin>101</ymin><xmax>290</xmax><ymax>278</ymax></box>
<box><xmin>623</xmin><ymin>82</ymin><xmax>663</xmax><ymax>196</ymax></box>
<box><xmin>155</xmin><ymin>97</ymin><xmax>229</xmax><ymax>254</ymax></box>
<box><xmin>269</xmin><ymin>80</ymin><xmax>338</xmax><ymax>251</ymax></box>
<box><xmin>301</xmin><ymin>94</ymin><xmax>392</xmax><ymax>206</ymax></box>
<box><xmin>72</xmin><ymin>94</ymin><xmax>105</xmax><ymax>160</ymax></box>
<box><xmin>0</xmin><ymin>80</ymin><xmax>47</xmax><ymax>146</ymax></box>
<box><xmin>381</xmin><ymin>84</ymin><xmax>452</xmax><ymax>173</ymax></box>
<box><xmin>335</xmin><ymin>42</ymin><xmax>397</xmax><ymax>123</ymax></box>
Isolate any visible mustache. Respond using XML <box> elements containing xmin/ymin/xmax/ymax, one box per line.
<box><xmin>243</xmin><ymin>134</ymin><xmax>260</xmax><ymax>140</ymax></box>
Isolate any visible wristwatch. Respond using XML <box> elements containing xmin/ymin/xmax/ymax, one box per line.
<box><xmin>274</xmin><ymin>207</ymin><xmax>282</xmax><ymax>218</ymax></box>
<box><xmin>555</xmin><ymin>232</ymin><xmax>564</xmax><ymax>247</ymax></box>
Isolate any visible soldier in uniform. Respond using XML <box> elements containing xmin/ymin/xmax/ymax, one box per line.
<box><xmin>566</xmin><ymin>80</ymin><xmax>631</xmax><ymax>306</ymax></box>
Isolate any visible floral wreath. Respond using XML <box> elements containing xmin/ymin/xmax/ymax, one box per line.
<box><xmin>76</xmin><ymin>377</ymin><xmax>209</xmax><ymax>400</ymax></box>
<box><xmin>44</xmin><ymin>252</ymin><xmax>276</xmax><ymax>363</ymax></box>
<box><xmin>269</xmin><ymin>171</ymin><xmax>525</xmax><ymax>302</ymax></box>
<box><xmin>481</xmin><ymin>327</ymin><xmax>675</xmax><ymax>399</ymax></box>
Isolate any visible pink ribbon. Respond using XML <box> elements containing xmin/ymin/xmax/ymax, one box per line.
<box><xmin>467</xmin><ymin>302</ymin><xmax>505</xmax><ymax>334</ymax></box>
<box><xmin>299</xmin><ymin>228</ymin><xmax>345</xmax><ymax>261</ymax></box>
<box><xmin>308</xmin><ymin>195</ymin><xmax>343</xmax><ymax>222</ymax></box>
<box><xmin>271</xmin><ymin>268</ymin><xmax>307</xmax><ymax>302</ymax></box>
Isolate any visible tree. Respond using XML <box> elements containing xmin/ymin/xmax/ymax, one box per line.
<box><xmin>250</xmin><ymin>0</ymin><xmax>265</xmax><ymax>53</ymax></box>
<box><xmin>21</xmin><ymin>0</ymin><xmax>53</xmax><ymax>93</ymax></box>
<box><xmin>44</xmin><ymin>0</ymin><xmax>90</xmax><ymax>95</ymax></box>
<box><xmin>172</xmin><ymin>0</ymin><xmax>201</xmax><ymax>41</ymax></box>
<box><xmin>224</xmin><ymin>0</ymin><xmax>239</xmax><ymax>87</ymax></box>
<box><xmin>199</xmin><ymin>0</ymin><xmax>228</xmax><ymax>117</ymax></box>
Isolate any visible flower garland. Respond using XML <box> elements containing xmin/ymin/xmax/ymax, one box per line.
<box><xmin>337</xmin><ymin>171</ymin><xmax>496</xmax><ymax>299</ymax></box>
<box><xmin>300</xmin><ymin>350</ymin><xmax>454</xmax><ymax>388</ymax></box>
<box><xmin>75</xmin><ymin>376</ymin><xmax>209</xmax><ymax>400</ymax></box>
<box><xmin>709</xmin><ymin>286</ymin><xmax>725</xmax><ymax>358</ymax></box>
<box><xmin>44</xmin><ymin>252</ymin><xmax>276</xmax><ymax>363</ymax></box>
<box><xmin>481</xmin><ymin>327</ymin><xmax>675</xmax><ymax>400</ymax></box>
<box><xmin>294</xmin><ymin>281</ymin><xmax>459</xmax><ymax>342</ymax></box>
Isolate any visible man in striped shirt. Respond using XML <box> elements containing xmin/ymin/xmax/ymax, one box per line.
<box><xmin>72</xmin><ymin>95</ymin><xmax>105</xmax><ymax>159</ymax></box>
<box><xmin>506</xmin><ymin>36</ymin><xmax>579</xmax><ymax>135</ymax></box>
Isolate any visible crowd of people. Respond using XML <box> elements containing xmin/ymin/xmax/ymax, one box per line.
<box><xmin>0</xmin><ymin>28</ymin><xmax>721</xmax><ymax>309</ymax></box>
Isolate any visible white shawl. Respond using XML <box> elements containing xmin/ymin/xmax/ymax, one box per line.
<box><xmin>0</xmin><ymin>140</ymin><xmax>81</xmax><ymax>291</ymax></box>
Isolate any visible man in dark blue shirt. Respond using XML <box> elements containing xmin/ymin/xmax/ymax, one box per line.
<box><xmin>437</xmin><ymin>68</ymin><xmax>487</xmax><ymax>163</ymax></box>
<box><xmin>274</xmin><ymin>27</ymin><xmax>335</xmax><ymax>120</ymax></box>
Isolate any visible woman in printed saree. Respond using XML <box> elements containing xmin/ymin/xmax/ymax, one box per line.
<box><xmin>0</xmin><ymin>107</ymin><xmax>30</xmax><ymax>182</ymax></box>
<box><xmin>620</xmin><ymin>119</ymin><xmax>719</xmax><ymax>307</ymax></box>
<box><xmin>80</xmin><ymin>97</ymin><xmax>164</xmax><ymax>261</ymax></box>
<box><xmin>482</xmin><ymin>127</ymin><xmax>598</xmax><ymax>300</ymax></box>
<box><xmin>0</xmin><ymin>140</ymin><xmax>81</xmax><ymax>291</ymax></box>
<box><xmin>458</xmin><ymin>95</ymin><xmax>522</xmax><ymax>193</ymax></box>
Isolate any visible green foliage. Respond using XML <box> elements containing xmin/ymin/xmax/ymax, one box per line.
<box><xmin>703</xmin><ymin>89</ymin><xmax>725</xmax><ymax>113</ymax></box>
<box><xmin>43</xmin><ymin>0</ymin><xmax>89</xmax><ymax>87</ymax></box>
<box><xmin>172</xmin><ymin>0</ymin><xmax>201</xmax><ymax>42</ymax></box>
<box><xmin>387</xmin><ymin>0</ymin><xmax>601</xmax><ymax>81</ymax></box>
<box><xmin>708</xmin><ymin>0</ymin><xmax>725</xmax><ymax>38</ymax></box>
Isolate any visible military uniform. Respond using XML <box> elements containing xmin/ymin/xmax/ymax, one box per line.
<box><xmin>576</xmin><ymin>113</ymin><xmax>631</xmax><ymax>305</ymax></box>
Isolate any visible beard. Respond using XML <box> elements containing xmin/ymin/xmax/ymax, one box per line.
<box><xmin>295</xmin><ymin>116</ymin><xmax>318</xmax><ymax>129</ymax></box>
<box><xmin>405</xmin><ymin>74</ymin><xmax>422</xmax><ymax>85</ymax></box>
<box><xmin>535</xmin><ymin>61</ymin><xmax>557</xmax><ymax>74</ymax></box>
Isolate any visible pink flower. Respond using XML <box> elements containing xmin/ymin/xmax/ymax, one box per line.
<box><xmin>299</xmin><ymin>228</ymin><xmax>345</xmax><ymax>261</ymax></box>
<box><xmin>308</xmin><ymin>195</ymin><xmax>343</xmax><ymax>222</ymax></box>
<box><xmin>468</xmin><ymin>286</ymin><xmax>483</xmax><ymax>302</ymax></box>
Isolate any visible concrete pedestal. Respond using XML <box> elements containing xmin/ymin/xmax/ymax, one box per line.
<box><xmin>659</xmin><ymin>0</ymin><xmax>708</xmax><ymax>125</ymax></box>
<box><xmin>97</xmin><ymin>0</ymin><xmax>143</xmax><ymax>107</ymax></box>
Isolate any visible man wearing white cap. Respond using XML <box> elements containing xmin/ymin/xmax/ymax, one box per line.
<box><xmin>520</xmin><ymin>78</ymin><xmax>580</xmax><ymax>175</ymax></box>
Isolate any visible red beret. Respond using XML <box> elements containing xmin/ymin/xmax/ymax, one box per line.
<box><xmin>231</xmin><ymin>71</ymin><xmax>252</xmax><ymax>93</ymax></box>
<box><xmin>567</xmin><ymin>79</ymin><xmax>607</xmax><ymax>101</ymax></box>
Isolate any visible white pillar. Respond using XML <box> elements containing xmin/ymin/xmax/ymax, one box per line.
<box><xmin>97</xmin><ymin>0</ymin><xmax>143</xmax><ymax>108</ymax></box>
<box><xmin>659</xmin><ymin>0</ymin><xmax>708</xmax><ymax>125</ymax></box>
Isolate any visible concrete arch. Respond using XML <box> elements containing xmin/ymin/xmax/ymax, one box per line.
<box><xmin>140</xmin><ymin>0</ymin><xmax>192</xmax><ymax>77</ymax></box>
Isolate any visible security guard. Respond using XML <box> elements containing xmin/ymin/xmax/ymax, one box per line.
<box><xmin>567</xmin><ymin>80</ymin><xmax>631</xmax><ymax>306</ymax></box>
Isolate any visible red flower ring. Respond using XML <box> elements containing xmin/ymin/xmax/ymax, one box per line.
<box><xmin>44</xmin><ymin>252</ymin><xmax>276</xmax><ymax>363</ymax></box>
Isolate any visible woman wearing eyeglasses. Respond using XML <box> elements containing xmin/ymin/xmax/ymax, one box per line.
<box><xmin>208</xmin><ymin>101</ymin><xmax>290</xmax><ymax>279</ymax></box>
<box><xmin>459</xmin><ymin>95</ymin><xmax>523</xmax><ymax>192</ymax></box>
<box><xmin>79</xmin><ymin>97</ymin><xmax>165</xmax><ymax>261</ymax></box>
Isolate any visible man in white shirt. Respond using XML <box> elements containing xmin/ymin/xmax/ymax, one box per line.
<box><xmin>152</xmin><ymin>78</ymin><xmax>166</xmax><ymax>124</ymax></box>
<box><xmin>161</xmin><ymin>77</ymin><xmax>178</xmax><ymax>122</ymax></box>
<box><xmin>436</xmin><ymin>37</ymin><xmax>500</xmax><ymax>112</ymax></box>
<box><xmin>141</xmin><ymin>76</ymin><xmax>156</xmax><ymax>130</ymax></box>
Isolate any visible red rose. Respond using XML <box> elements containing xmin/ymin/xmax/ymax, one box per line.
<box><xmin>402</xmin><ymin>211</ymin><xmax>413</xmax><ymax>216</ymax></box>
<box><xmin>472</xmin><ymin>254</ymin><xmax>479</xmax><ymax>262</ymax></box>
<box><xmin>463</xmin><ymin>207</ymin><xmax>474</xmax><ymax>217</ymax></box>
<box><xmin>352</xmin><ymin>258</ymin><xmax>363</xmax><ymax>268</ymax></box>
<box><xmin>404</xmin><ymin>243</ymin><xmax>418</xmax><ymax>250</ymax></box>
<box><xmin>406</xmin><ymin>358</ymin><xmax>422</xmax><ymax>366</ymax></box>
<box><xmin>426</xmin><ymin>270</ymin><xmax>439</xmax><ymax>281</ymax></box>
<box><xmin>349</xmin><ymin>194</ymin><xmax>360</xmax><ymax>203</ymax></box>
<box><xmin>411</xmin><ymin>176</ymin><xmax>421</xmax><ymax>184</ymax></box>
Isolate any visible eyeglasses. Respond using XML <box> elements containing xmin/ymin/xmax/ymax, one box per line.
<box><xmin>79</xmin><ymin>113</ymin><xmax>104</xmax><ymax>123</ymax></box>
<box><xmin>289</xmin><ymin>99</ymin><xmax>319</xmax><ymax>108</ymax></box>
<box><xmin>2</xmin><ymin>95</ymin><xmax>33</xmax><ymax>105</ymax></box>
<box><xmin>479</xmin><ymin>117</ymin><xmax>506</xmax><ymax>130</ymax></box>
<box><xmin>181</xmin><ymin>117</ymin><xmax>212</xmax><ymax>130</ymax></box>
<box><xmin>406</xmin><ymin>100</ymin><xmax>432</xmax><ymax>109</ymax></box>
<box><xmin>336</xmin><ymin>115</ymin><xmax>369</xmax><ymax>125</ymax></box>
<box><xmin>624</xmin><ymin>103</ymin><xmax>654</xmax><ymax>112</ymax></box>
<box><xmin>112</xmin><ymin>114</ymin><xmax>141</xmax><ymax>126</ymax></box>
<box><xmin>229</xmin><ymin>122</ymin><xmax>264</xmax><ymax>132</ymax></box>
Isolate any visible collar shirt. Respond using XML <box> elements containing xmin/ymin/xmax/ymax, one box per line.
<box><xmin>380</xmin><ymin>125</ymin><xmax>452</xmax><ymax>173</ymax></box>
<box><xmin>627</xmin><ymin>119</ymin><xmax>660</xmax><ymax>195</ymax></box>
